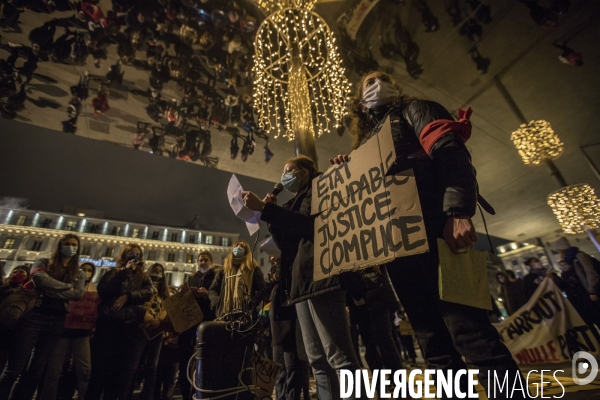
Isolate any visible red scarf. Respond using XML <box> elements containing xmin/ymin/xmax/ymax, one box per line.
<box><xmin>419</xmin><ymin>107</ymin><xmax>473</xmax><ymax>155</ymax></box>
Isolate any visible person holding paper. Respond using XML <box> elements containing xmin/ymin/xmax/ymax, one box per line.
<box><xmin>330</xmin><ymin>71</ymin><xmax>524</xmax><ymax>397</ymax></box>
<box><xmin>243</xmin><ymin>155</ymin><xmax>363</xmax><ymax>400</ymax></box>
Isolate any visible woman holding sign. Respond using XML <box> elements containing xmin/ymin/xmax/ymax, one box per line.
<box><xmin>243</xmin><ymin>156</ymin><xmax>363</xmax><ymax>400</ymax></box>
<box><xmin>86</xmin><ymin>244</ymin><xmax>153</xmax><ymax>400</ymax></box>
<box><xmin>330</xmin><ymin>71</ymin><xmax>524</xmax><ymax>397</ymax></box>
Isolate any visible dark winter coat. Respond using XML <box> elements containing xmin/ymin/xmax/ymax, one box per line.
<box><xmin>188</xmin><ymin>267</ymin><xmax>217</xmax><ymax>322</ymax></box>
<box><xmin>97</xmin><ymin>268</ymin><xmax>153</xmax><ymax>325</ymax></box>
<box><xmin>261</xmin><ymin>174</ymin><xmax>342</xmax><ymax>305</ymax></box>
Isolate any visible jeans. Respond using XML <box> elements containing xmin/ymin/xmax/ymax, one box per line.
<box><xmin>40</xmin><ymin>336</ymin><xmax>92</xmax><ymax>400</ymax></box>
<box><xmin>272</xmin><ymin>345</ymin><xmax>309</xmax><ymax>400</ymax></box>
<box><xmin>386</xmin><ymin>244</ymin><xmax>526</xmax><ymax>400</ymax></box>
<box><xmin>85</xmin><ymin>318</ymin><xmax>146</xmax><ymax>400</ymax></box>
<box><xmin>295</xmin><ymin>290</ymin><xmax>363</xmax><ymax>400</ymax></box>
<box><xmin>0</xmin><ymin>311</ymin><xmax>66</xmax><ymax>400</ymax></box>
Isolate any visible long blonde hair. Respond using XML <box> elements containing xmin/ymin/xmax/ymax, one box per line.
<box><xmin>223</xmin><ymin>241</ymin><xmax>257</xmax><ymax>273</ymax></box>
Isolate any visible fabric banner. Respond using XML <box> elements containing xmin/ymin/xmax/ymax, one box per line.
<box><xmin>493</xmin><ymin>278</ymin><xmax>600</xmax><ymax>364</ymax></box>
<box><xmin>64</xmin><ymin>292</ymin><xmax>100</xmax><ymax>330</ymax></box>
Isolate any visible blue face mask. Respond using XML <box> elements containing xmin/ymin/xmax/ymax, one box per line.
<box><xmin>281</xmin><ymin>170</ymin><xmax>303</xmax><ymax>193</ymax></box>
<box><xmin>61</xmin><ymin>245</ymin><xmax>78</xmax><ymax>257</ymax></box>
<box><xmin>232</xmin><ymin>246</ymin><xmax>246</xmax><ymax>258</ymax></box>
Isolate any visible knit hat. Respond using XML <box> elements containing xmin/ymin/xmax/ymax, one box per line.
<box><xmin>555</xmin><ymin>237</ymin><xmax>570</xmax><ymax>251</ymax></box>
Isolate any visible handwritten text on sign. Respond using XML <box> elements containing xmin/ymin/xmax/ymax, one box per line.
<box><xmin>312</xmin><ymin>117</ymin><xmax>428</xmax><ymax>281</ymax></box>
<box><xmin>65</xmin><ymin>292</ymin><xmax>100</xmax><ymax>330</ymax></box>
<box><xmin>163</xmin><ymin>289</ymin><xmax>203</xmax><ymax>333</ymax></box>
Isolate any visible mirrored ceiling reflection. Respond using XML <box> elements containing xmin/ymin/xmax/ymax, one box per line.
<box><xmin>0</xmin><ymin>0</ymin><xmax>280</xmax><ymax>169</ymax></box>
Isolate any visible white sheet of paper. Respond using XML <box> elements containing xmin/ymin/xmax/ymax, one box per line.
<box><xmin>227</xmin><ymin>174</ymin><xmax>261</xmax><ymax>236</ymax></box>
<box><xmin>260</xmin><ymin>237</ymin><xmax>281</xmax><ymax>257</ymax></box>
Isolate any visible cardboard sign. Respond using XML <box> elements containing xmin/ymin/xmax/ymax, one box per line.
<box><xmin>163</xmin><ymin>289</ymin><xmax>204</xmax><ymax>333</ymax></box>
<box><xmin>64</xmin><ymin>292</ymin><xmax>100</xmax><ymax>330</ymax></box>
<box><xmin>251</xmin><ymin>350</ymin><xmax>281</xmax><ymax>397</ymax></box>
<box><xmin>312</xmin><ymin>117</ymin><xmax>428</xmax><ymax>281</ymax></box>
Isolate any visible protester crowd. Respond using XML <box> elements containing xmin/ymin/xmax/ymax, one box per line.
<box><xmin>0</xmin><ymin>1</ymin><xmax>595</xmax><ymax>399</ymax></box>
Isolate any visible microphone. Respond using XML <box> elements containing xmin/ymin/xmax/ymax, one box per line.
<box><xmin>272</xmin><ymin>183</ymin><xmax>284</xmax><ymax>196</ymax></box>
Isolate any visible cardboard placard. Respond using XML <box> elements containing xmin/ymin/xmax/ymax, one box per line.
<box><xmin>312</xmin><ymin>117</ymin><xmax>429</xmax><ymax>281</ymax></box>
<box><xmin>251</xmin><ymin>350</ymin><xmax>281</xmax><ymax>397</ymax></box>
<box><xmin>163</xmin><ymin>289</ymin><xmax>204</xmax><ymax>333</ymax></box>
<box><xmin>64</xmin><ymin>292</ymin><xmax>100</xmax><ymax>330</ymax></box>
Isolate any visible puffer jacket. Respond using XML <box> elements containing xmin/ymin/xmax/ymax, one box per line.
<box><xmin>97</xmin><ymin>267</ymin><xmax>153</xmax><ymax>325</ymax></box>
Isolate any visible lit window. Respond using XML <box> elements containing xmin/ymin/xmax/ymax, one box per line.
<box><xmin>66</xmin><ymin>221</ymin><xmax>77</xmax><ymax>231</ymax></box>
<box><xmin>132</xmin><ymin>229</ymin><xmax>139</xmax><ymax>238</ymax></box>
<box><xmin>3</xmin><ymin>239</ymin><xmax>15</xmax><ymax>249</ymax></box>
<box><xmin>16</xmin><ymin>216</ymin><xmax>27</xmax><ymax>226</ymax></box>
<box><xmin>148</xmin><ymin>250</ymin><xmax>157</xmax><ymax>261</ymax></box>
<box><xmin>221</xmin><ymin>237</ymin><xmax>230</xmax><ymax>247</ymax></box>
<box><xmin>186</xmin><ymin>253</ymin><xmax>194</xmax><ymax>263</ymax></box>
<box><xmin>104</xmin><ymin>247</ymin><xmax>114</xmax><ymax>258</ymax></box>
<box><xmin>205</xmin><ymin>235</ymin><xmax>213</xmax><ymax>245</ymax></box>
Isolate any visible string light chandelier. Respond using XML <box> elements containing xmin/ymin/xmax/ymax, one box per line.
<box><xmin>510</xmin><ymin>120</ymin><xmax>564</xmax><ymax>165</ymax></box>
<box><xmin>253</xmin><ymin>0</ymin><xmax>351</xmax><ymax>151</ymax></box>
<box><xmin>547</xmin><ymin>184</ymin><xmax>600</xmax><ymax>234</ymax></box>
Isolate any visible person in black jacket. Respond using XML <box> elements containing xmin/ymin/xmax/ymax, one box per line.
<box><xmin>558</xmin><ymin>260</ymin><xmax>600</xmax><ymax>344</ymax></box>
<box><xmin>86</xmin><ymin>244</ymin><xmax>153</xmax><ymax>400</ymax></box>
<box><xmin>522</xmin><ymin>257</ymin><xmax>566</xmax><ymax>300</ymax></box>
<box><xmin>243</xmin><ymin>155</ymin><xmax>363</xmax><ymax>400</ymax></box>
<box><xmin>496</xmin><ymin>270</ymin><xmax>528</xmax><ymax>316</ymax></box>
<box><xmin>331</xmin><ymin>71</ymin><xmax>525</xmax><ymax>398</ymax></box>
<box><xmin>177</xmin><ymin>251</ymin><xmax>217</xmax><ymax>400</ymax></box>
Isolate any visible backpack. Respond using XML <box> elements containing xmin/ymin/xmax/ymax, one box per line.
<box><xmin>0</xmin><ymin>287</ymin><xmax>41</xmax><ymax>329</ymax></box>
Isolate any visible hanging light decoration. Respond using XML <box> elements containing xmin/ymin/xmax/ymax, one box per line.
<box><xmin>510</xmin><ymin>120</ymin><xmax>564</xmax><ymax>165</ymax></box>
<box><xmin>547</xmin><ymin>184</ymin><xmax>600</xmax><ymax>234</ymax></box>
<box><xmin>253</xmin><ymin>0</ymin><xmax>351</xmax><ymax>141</ymax></box>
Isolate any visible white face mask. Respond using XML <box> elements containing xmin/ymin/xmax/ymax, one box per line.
<box><xmin>362</xmin><ymin>79</ymin><xmax>399</xmax><ymax>110</ymax></box>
